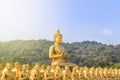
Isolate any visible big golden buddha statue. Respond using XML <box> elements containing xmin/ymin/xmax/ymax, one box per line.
<box><xmin>49</xmin><ymin>30</ymin><xmax>76</xmax><ymax>67</ymax></box>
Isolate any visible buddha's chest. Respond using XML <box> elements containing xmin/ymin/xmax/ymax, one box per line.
<box><xmin>5</xmin><ymin>71</ymin><xmax>14</xmax><ymax>79</ymax></box>
<box><xmin>34</xmin><ymin>71</ymin><xmax>40</xmax><ymax>77</ymax></box>
<box><xmin>46</xmin><ymin>72</ymin><xmax>53</xmax><ymax>76</ymax></box>
<box><xmin>54</xmin><ymin>45</ymin><xmax>64</xmax><ymax>54</ymax></box>
<box><xmin>21</xmin><ymin>71</ymin><xmax>28</xmax><ymax>77</ymax></box>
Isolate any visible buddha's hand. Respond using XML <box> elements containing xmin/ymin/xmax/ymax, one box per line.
<box><xmin>59</xmin><ymin>51</ymin><xmax>64</xmax><ymax>56</ymax></box>
<box><xmin>63</xmin><ymin>53</ymin><xmax>69</xmax><ymax>58</ymax></box>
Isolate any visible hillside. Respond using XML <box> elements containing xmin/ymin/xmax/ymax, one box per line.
<box><xmin>0</xmin><ymin>39</ymin><xmax>120</xmax><ymax>68</ymax></box>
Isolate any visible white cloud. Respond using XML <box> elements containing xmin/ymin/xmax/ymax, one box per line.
<box><xmin>102</xmin><ymin>28</ymin><xmax>113</xmax><ymax>36</ymax></box>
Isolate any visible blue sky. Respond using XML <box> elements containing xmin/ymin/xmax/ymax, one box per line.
<box><xmin>0</xmin><ymin>0</ymin><xmax>120</xmax><ymax>44</ymax></box>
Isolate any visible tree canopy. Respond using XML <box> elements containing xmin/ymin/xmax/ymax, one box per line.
<box><xmin>0</xmin><ymin>40</ymin><xmax>119</xmax><ymax>68</ymax></box>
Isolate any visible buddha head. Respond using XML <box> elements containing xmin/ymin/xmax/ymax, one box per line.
<box><xmin>6</xmin><ymin>63</ymin><xmax>12</xmax><ymax>71</ymax></box>
<box><xmin>41</xmin><ymin>65</ymin><xmax>45</xmax><ymax>70</ymax></box>
<box><xmin>34</xmin><ymin>63</ymin><xmax>40</xmax><ymax>71</ymax></box>
<box><xmin>65</xmin><ymin>65</ymin><xmax>70</xmax><ymax>71</ymax></box>
<box><xmin>56</xmin><ymin>66</ymin><xmax>61</xmax><ymax>71</ymax></box>
<box><xmin>26</xmin><ymin>64</ymin><xmax>30</xmax><ymax>70</ymax></box>
<box><xmin>72</xmin><ymin>67</ymin><xmax>76</xmax><ymax>72</ymax></box>
<box><xmin>54</xmin><ymin>30</ymin><xmax>63</xmax><ymax>44</ymax></box>
<box><xmin>14</xmin><ymin>62</ymin><xmax>20</xmax><ymax>69</ymax></box>
<box><xmin>22</xmin><ymin>64</ymin><xmax>26</xmax><ymax>71</ymax></box>
<box><xmin>46</xmin><ymin>66</ymin><xmax>51</xmax><ymax>71</ymax></box>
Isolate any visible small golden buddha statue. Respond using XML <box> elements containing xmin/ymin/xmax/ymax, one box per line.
<box><xmin>103</xmin><ymin>68</ymin><xmax>108</xmax><ymax>78</ymax></box>
<box><xmin>99</xmin><ymin>68</ymin><xmax>104</xmax><ymax>78</ymax></box>
<box><xmin>107</xmin><ymin>68</ymin><xmax>112</xmax><ymax>78</ymax></box>
<box><xmin>74</xmin><ymin>66</ymin><xmax>80</xmax><ymax>79</ymax></box>
<box><xmin>54</xmin><ymin>66</ymin><xmax>63</xmax><ymax>80</ymax></box>
<box><xmin>114</xmin><ymin>68</ymin><xmax>118</xmax><ymax>77</ymax></box>
<box><xmin>49</xmin><ymin>30</ymin><xmax>76</xmax><ymax>67</ymax></box>
<box><xmin>62</xmin><ymin>66</ymin><xmax>71</xmax><ymax>80</ymax></box>
<box><xmin>19</xmin><ymin>64</ymin><xmax>29</xmax><ymax>80</ymax></box>
<box><xmin>71</xmin><ymin>67</ymin><xmax>79</xmax><ymax>80</ymax></box>
<box><xmin>79</xmin><ymin>67</ymin><xmax>83</xmax><ymax>79</ymax></box>
<box><xmin>44</xmin><ymin>66</ymin><xmax>55</xmax><ymax>80</ymax></box>
<box><xmin>1</xmin><ymin>63</ymin><xmax>15</xmax><ymax>80</ymax></box>
<box><xmin>94</xmin><ymin>68</ymin><xmax>99</xmax><ymax>79</ymax></box>
<box><xmin>26</xmin><ymin>64</ymin><xmax>30</xmax><ymax>72</ymax></box>
<box><xmin>12</xmin><ymin>62</ymin><xmax>21</xmax><ymax>80</ymax></box>
<box><xmin>82</xmin><ymin>67</ymin><xmax>89</xmax><ymax>79</ymax></box>
<box><xmin>40</xmin><ymin>65</ymin><xmax>46</xmax><ymax>80</ymax></box>
<box><xmin>31</xmin><ymin>63</ymin><xmax>41</xmax><ymax>80</ymax></box>
<box><xmin>89</xmin><ymin>67</ymin><xmax>95</xmax><ymax>79</ymax></box>
<box><xmin>51</xmin><ymin>65</ymin><xmax>56</xmax><ymax>75</ymax></box>
<box><xmin>111</xmin><ymin>69</ymin><xmax>115</xmax><ymax>78</ymax></box>
<box><xmin>25</xmin><ymin>64</ymin><xmax>31</xmax><ymax>79</ymax></box>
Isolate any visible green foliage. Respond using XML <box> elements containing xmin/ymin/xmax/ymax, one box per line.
<box><xmin>96</xmin><ymin>60</ymin><xmax>110</xmax><ymax>68</ymax></box>
<box><xmin>0</xmin><ymin>40</ymin><xmax>119</xmax><ymax>68</ymax></box>
<box><xmin>113</xmin><ymin>63</ymin><xmax>120</xmax><ymax>68</ymax></box>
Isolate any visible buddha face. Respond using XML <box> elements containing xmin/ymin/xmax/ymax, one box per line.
<box><xmin>55</xmin><ymin>35</ymin><xmax>62</xmax><ymax>44</ymax></box>
<box><xmin>47</xmin><ymin>66</ymin><xmax>51</xmax><ymax>71</ymax></box>
<box><xmin>15</xmin><ymin>62</ymin><xmax>20</xmax><ymax>68</ymax></box>
<box><xmin>22</xmin><ymin>65</ymin><xmax>26</xmax><ymax>71</ymax></box>
<box><xmin>26</xmin><ymin>64</ymin><xmax>30</xmax><ymax>70</ymax></box>
<box><xmin>35</xmin><ymin>65</ymin><xmax>39</xmax><ymax>71</ymax></box>
<box><xmin>7</xmin><ymin>64</ymin><xmax>12</xmax><ymax>70</ymax></box>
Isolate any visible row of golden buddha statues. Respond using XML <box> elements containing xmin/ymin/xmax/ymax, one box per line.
<box><xmin>0</xmin><ymin>62</ymin><xmax>120</xmax><ymax>80</ymax></box>
<box><xmin>0</xmin><ymin>30</ymin><xmax>119</xmax><ymax>80</ymax></box>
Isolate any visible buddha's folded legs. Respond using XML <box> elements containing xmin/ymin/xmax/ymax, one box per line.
<box><xmin>52</xmin><ymin>62</ymin><xmax>76</xmax><ymax>67</ymax></box>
